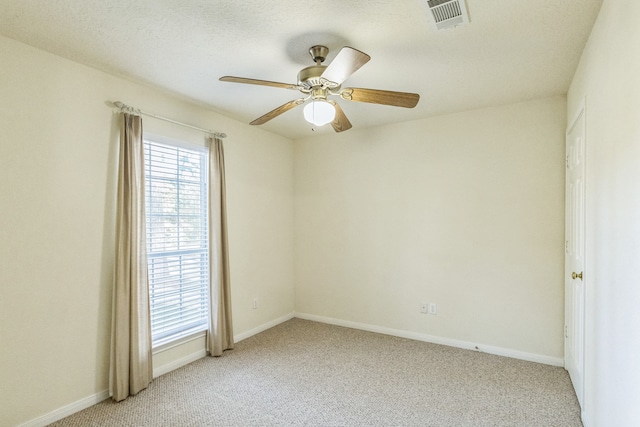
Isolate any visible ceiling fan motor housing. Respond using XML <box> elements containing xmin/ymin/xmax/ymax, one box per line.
<box><xmin>298</xmin><ymin>65</ymin><xmax>327</xmax><ymax>90</ymax></box>
<box><xmin>298</xmin><ymin>45</ymin><xmax>344</xmax><ymax>92</ymax></box>
<box><xmin>298</xmin><ymin>65</ymin><xmax>341</xmax><ymax>92</ymax></box>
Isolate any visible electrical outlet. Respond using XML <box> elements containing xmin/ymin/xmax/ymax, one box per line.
<box><xmin>428</xmin><ymin>303</ymin><xmax>437</xmax><ymax>315</ymax></box>
<box><xmin>420</xmin><ymin>302</ymin><xmax>428</xmax><ymax>314</ymax></box>
<box><xmin>253</xmin><ymin>298</ymin><xmax>258</xmax><ymax>309</ymax></box>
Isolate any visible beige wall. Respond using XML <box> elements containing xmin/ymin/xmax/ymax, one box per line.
<box><xmin>294</xmin><ymin>97</ymin><xmax>567</xmax><ymax>360</ymax></box>
<box><xmin>567</xmin><ymin>0</ymin><xmax>640</xmax><ymax>425</ymax></box>
<box><xmin>0</xmin><ymin>35</ymin><xmax>295</xmax><ymax>426</ymax></box>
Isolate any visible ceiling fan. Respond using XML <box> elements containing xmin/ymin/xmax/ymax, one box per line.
<box><xmin>220</xmin><ymin>45</ymin><xmax>420</xmax><ymax>132</ymax></box>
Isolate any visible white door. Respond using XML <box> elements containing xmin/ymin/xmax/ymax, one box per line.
<box><xmin>565</xmin><ymin>107</ymin><xmax>586</xmax><ymax>407</ymax></box>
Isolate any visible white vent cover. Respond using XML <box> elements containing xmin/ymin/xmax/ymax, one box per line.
<box><xmin>425</xmin><ymin>0</ymin><xmax>470</xmax><ymax>30</ymax></box>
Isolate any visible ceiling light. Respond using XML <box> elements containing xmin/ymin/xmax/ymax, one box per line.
<box><xmin>303</xmin><ymin>100</ymin><xmax>336</xmax><ymax>126</ymax></box>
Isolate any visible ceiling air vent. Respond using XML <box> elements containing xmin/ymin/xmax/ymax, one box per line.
<box><xmin>425</xmin><ymin>0</ymin><xmax>470</xmax><ymax>30</ymax></box>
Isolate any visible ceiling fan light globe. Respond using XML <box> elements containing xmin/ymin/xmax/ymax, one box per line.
<box><xmin>303</xmin><ymin>101</ymin><xmax>335</xmax><ymax>126</ymax></box>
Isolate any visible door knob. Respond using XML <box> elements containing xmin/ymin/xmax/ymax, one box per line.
<box><xmin>572</xmin><ymin>271</ymin><xmax>583</xmax><ymax>280</ymax></box>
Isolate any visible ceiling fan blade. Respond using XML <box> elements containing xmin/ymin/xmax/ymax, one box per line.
<box><xmin>250</xmin><ymin>99</ymin><xmax>305</xmax><ymax>125</ymax></box>
<box><xmin>220</xmin><ymin>76</ymin><xmax>301</xmax><ymax>90</ymax></box>
<box><xmin>329</xmin><ymin>102</ymin><xmax>352</xmax><ymax>133</ymax></box>
<box><xmin>340</xmin><ymin>87</ymin><xmax>420</xmax><ymax>108</ymax></box>
<box><xmin>321</xmin><ymin>47</ymin><xmax>371</xmax><ymax>86</ymax></box>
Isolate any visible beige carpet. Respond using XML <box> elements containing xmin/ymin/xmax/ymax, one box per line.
<box><xmin>51</xmin><ymin>318</ymin><xmax>582</xmax><ymax>426</ymax></box>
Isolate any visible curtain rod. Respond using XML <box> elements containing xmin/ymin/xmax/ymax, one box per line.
<box><xmin>113</xmin><ymin>101</ymin><xmax>227</xmax><ymax>139</ymax></box>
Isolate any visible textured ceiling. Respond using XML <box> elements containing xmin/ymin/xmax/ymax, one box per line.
<box><xmin>0</xmin><ymin>0</ymin><xmax>603</xmax><ymax>139</ymax></box>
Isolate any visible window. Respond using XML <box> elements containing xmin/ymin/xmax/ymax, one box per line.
<box><xmin>144</xmin><ymin>138</ymin><xmax>209</xmax><ymax>347</ymax></box>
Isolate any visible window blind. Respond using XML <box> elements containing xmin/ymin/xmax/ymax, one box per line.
<box><xmin>144</xmin><ymin>139</ymin><xmax>209</xmax><ymax>347</ymax></box>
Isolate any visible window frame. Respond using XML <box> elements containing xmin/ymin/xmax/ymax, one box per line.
<box><xmin>143</xmin><ymin>134</ymin><xmax>210</xmax><ymax>349</ymax></box>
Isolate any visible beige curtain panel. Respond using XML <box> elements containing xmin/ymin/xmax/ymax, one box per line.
<box><xmin>207</xmin><ymin>136</ymin><xmax>234</xmax><ymax>356</ymax></box>
<box><xmin>110</xmin><ymin>112</ymin><xmax>153</xmax><ymax>402</ymax></box>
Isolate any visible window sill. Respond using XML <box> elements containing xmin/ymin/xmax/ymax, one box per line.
<box><xmin>152</xmin><ymin>328</ymin><xmax>207</xmax><ymax>355</ymax></box>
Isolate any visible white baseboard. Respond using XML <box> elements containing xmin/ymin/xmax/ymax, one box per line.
<box><xmin>153</xmin><ymin>348</ymin><xmax>208</xmax><ymax>378</ymax></box>
<box><xmin>234</xmin><ymin>312</ymin><xmax>296</xmax><ymax>343</ymax></box>
<box><xmin>17</xmin><ymin>389</ymin><xmax>109</xmax><ymax>427</ymax></box>
<box><xmin>294</xmin><ymin>312</ymin><xmax>564</xmax><ymax>367</ymax></box>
